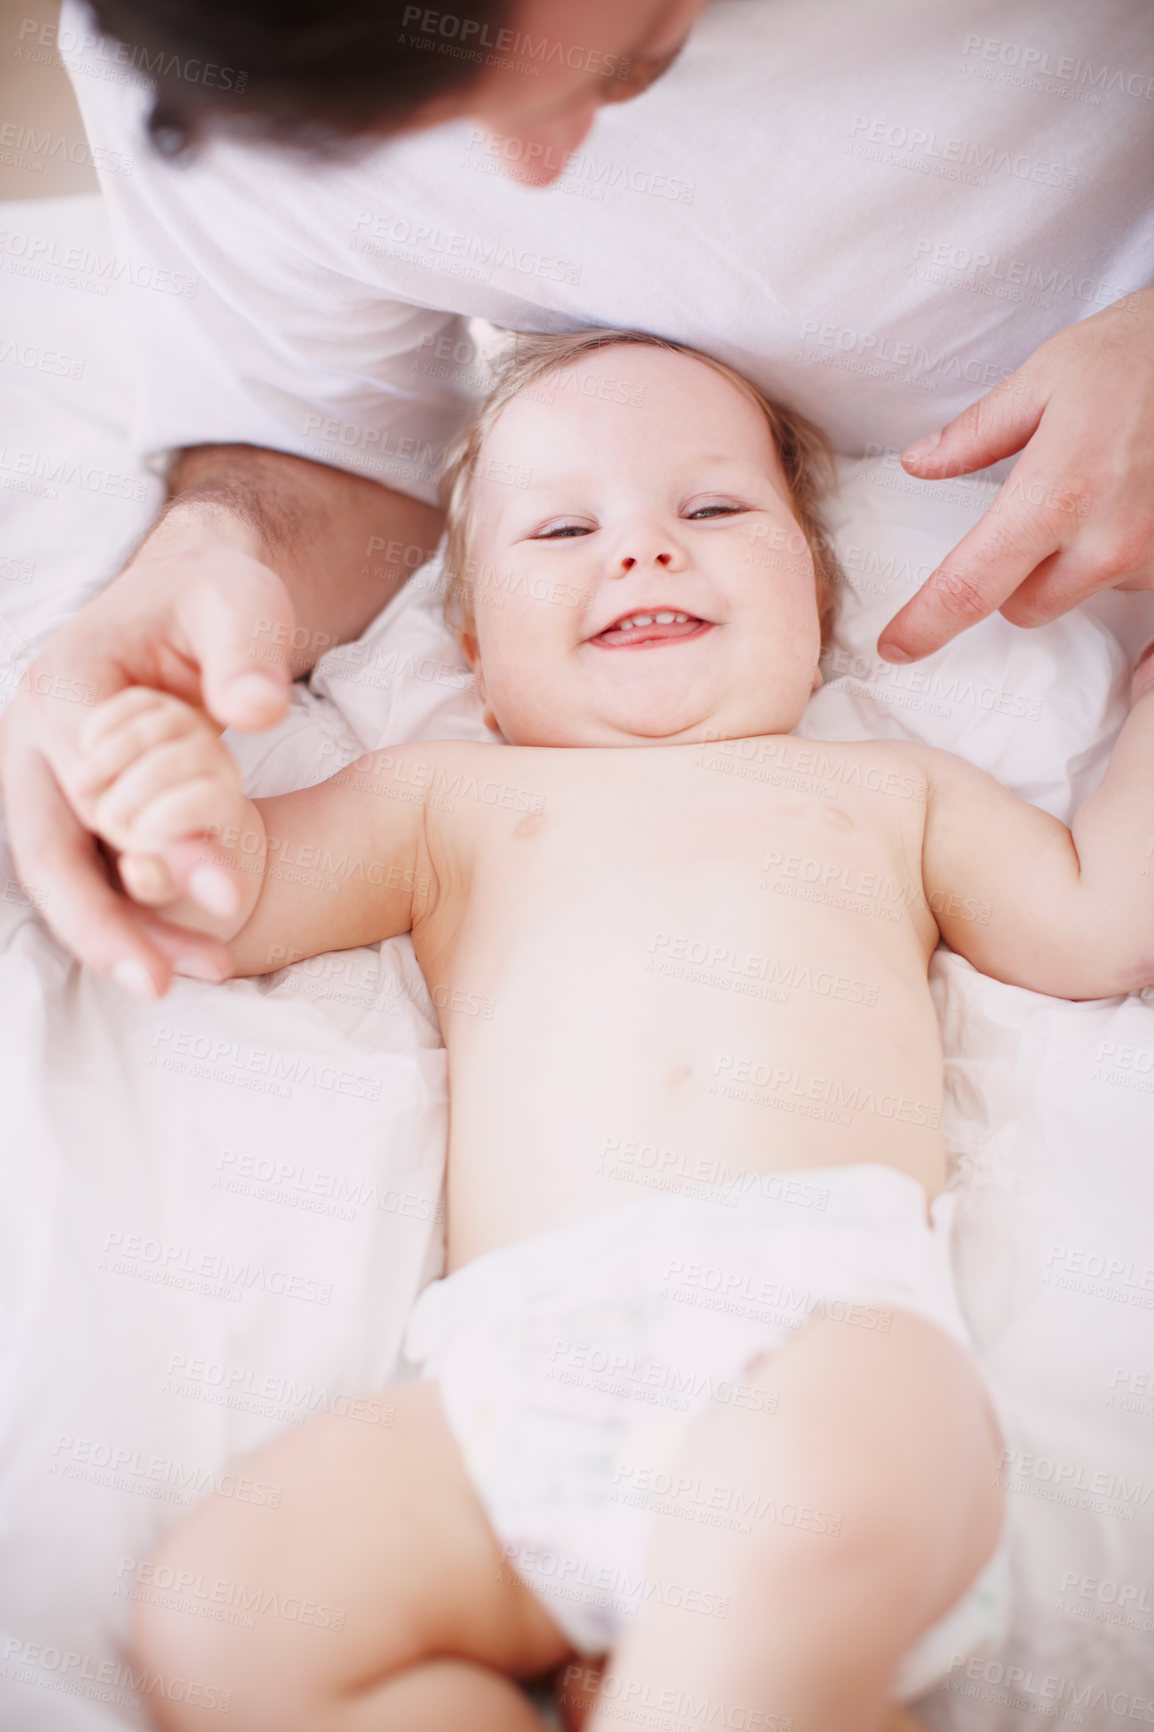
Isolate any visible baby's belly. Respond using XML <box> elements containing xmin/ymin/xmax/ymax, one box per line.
<box><xmin>441</xmin><ymin>953</ymin><xmax>946</xmax><ymax>1270</ymax></box>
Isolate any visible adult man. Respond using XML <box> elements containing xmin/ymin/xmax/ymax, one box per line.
<box><xmin>3</xmin><ymin>0</ymin><xmax>1153</xmax><ymax>998</ymax></box>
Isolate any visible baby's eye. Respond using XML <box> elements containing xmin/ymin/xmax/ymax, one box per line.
<box><xmin>531</xmin><ymin>521</ymin><xmax>595</xmax><ymax>540</ymax></box>
<box><xmin>685</xmin><ymin>502</ymin><xmax>747</xmax><ymax>520</ymax></box>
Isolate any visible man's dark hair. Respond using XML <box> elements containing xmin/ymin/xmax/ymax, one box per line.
<box><xmin>85</xmin><ymin>0</ymin><xmax>514</xmax><ymax>157</ymax></box>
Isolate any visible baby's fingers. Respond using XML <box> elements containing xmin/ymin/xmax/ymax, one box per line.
<box><xmin>75</xmin><ymin>688</ymin><xmax>206</xmax><ymax>800</ymax></box>
<box><xmin>106</xmin><ymin>775</ymin><xmax>238</xmax><ymax>858</ymax></box>
<box><xmin>120</xmin><ymin>838</ymin><xmax>245</xmax><ymax>920</ymax></box>
<box><xmin>93</xmin><ymin>736</ymin><xmax>238</xmax><ymax>848</ymax></box>
<box><xmin>118</xmin><ymin>852</ymin><xmax>176</xmax><ymax>905</ymax></box>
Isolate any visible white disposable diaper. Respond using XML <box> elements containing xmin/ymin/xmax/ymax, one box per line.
<box><xmin>404</xmin><ymin>1163</ymin><xmax>1010</xmax><ymax>1702</ymax></box>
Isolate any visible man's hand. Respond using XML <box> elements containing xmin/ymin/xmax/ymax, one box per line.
<box><xmin>878</xmin><ymin>287</ymin><xmax>1154</xmax><ymax>663</ymax></box>
<box><xmin>0</xmin><ymin>445</ymin><xmax>442</xmax><ymax>997</ymax></box>
<box><xmin>0</xmin><ymin>511</ymin><xmax>290</xmax><ymax>997</ymax></box>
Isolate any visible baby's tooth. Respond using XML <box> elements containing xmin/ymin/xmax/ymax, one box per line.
<box><xmin>632</xmin><ymin>615</ymin><xmax>653</xmax><ymax>627</ymax></box>
<box><xmin>673</xmin><ymin>613</ymin><xmax>688</xmax><ymax>623</ymax></box>
<box><xmin>655</xmin><ymin>612</ymin><xmax>675</xmax><ymax>624</ymax></box>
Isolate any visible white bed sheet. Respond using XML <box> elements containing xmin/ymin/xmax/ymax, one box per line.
<box><xmin>1</xmin><ymin>194</ymin><xmax>1152</xmax><ymax>1732</ymax></box>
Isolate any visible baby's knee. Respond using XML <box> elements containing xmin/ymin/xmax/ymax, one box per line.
<box><xmin>128</xmin><ymin>1516</ymin><xmax>296</xmax><ymax>1732</ymax></box>
<box><xmin>128</xmin><ymin>1562</ymin><xmax>242</xmax><ymax>1731</ymax></box>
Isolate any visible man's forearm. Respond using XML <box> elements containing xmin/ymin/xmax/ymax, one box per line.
<box><xmin>164</xmin><ymin>444</ymin><xmax>445</xmax><ymax>674</ymax></box>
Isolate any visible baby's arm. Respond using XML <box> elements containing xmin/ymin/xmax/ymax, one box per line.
<box><xmin>76</xmin><ymin>689</ymin><xmax>434</xmax><ymax>987</ymax></box>
<box><xmin>919</xmin><ymin>651</ymin><xmax>1154</xmax><ymax>999</ymax></box>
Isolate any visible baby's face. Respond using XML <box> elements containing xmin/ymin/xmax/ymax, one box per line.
<box><xmin>461</xmin><ymin>346</ymin><xmax>823</xmax><ymax>747</ymax></box>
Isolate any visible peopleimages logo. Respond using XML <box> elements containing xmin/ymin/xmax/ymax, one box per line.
<box><xmin>16</xmin><ymin>15</ymin><xmax>248</xmax><ymax>93</ymax></box>
<box><xmin>398</xmin><ymin>8</ymin><xmax>633</xmax><ymax>80</ymax></box>
<box><xmin>847</xmin><ymin>116</ymin><xmax>1078</xmax><ymax>189</ymax></box>
<box><xmin>945</xmin><ymin>1651</ymin><xmax>1154</xmax><ymax>1723</ymax></box>
<box><xmin>959</xmin><ymin>33</ymin><xmax>1154</xmax><ymax>102</ymax></box>
<box><xmin>0</xmin><ymin>122</ymin><xmax>133</xmax><ymax>176</ymax></box>
<box><xmin>0</xmin><ymin>226</ymin><xmax>199</xmax><ymax>298</ymax></box>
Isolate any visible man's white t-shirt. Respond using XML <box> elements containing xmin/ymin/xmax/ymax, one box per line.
<box><xmin>60</xmin><ymin>0</ymin><xmax>1154</xmax><ymax>504</ymax></box>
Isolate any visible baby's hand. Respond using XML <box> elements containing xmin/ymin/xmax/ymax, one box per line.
<box><xmin>76</xmin><ymin>688</ymin><xmax>251</xmax><ymax>921</ymax></box>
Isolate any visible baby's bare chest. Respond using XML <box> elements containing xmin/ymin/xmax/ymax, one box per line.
<box><xmin>421</xmin><ymin>741</ymin><xmax>933</xmax><ymax>989</ymax></box>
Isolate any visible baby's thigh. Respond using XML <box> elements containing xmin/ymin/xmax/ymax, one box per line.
<box><xmin>596</xmin><ymin>1310</ymin><xmax>1001</xmax><ymax>1727</ymax></box>
<box><xmin>131</xmin><ymin>1379</ymin><xmax>570</xmax><ymax>1725</ymax></box>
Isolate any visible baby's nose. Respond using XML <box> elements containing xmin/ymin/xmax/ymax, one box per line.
<box><xmin>618</xmin><ymin>549</ymin><xmax>673</xmax><ymax>572</ymax></box>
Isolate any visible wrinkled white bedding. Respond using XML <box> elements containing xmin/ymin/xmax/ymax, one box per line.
<box><xmin>1</xmin><ymin>194</ymin><xmax>1152</xmax><ymax>1732</ymax></box>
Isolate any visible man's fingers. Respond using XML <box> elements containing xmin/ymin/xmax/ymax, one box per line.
<box><xmin>877</xmin><ymin>497</ymin><xmax>1058</xmax><ymax>662</ymax></box>
<box><xmin>883</xmin><ymin>467</ymin><xmax>1143</xmax><ymax>657</ymax></box>
<box><xmin>5</xmin><ymin>748</ymin><xmax>228</xmax><ymax>995</ymax></box>
<box><xmin>178</xmin><ymin>564</ymin><xmax>295</xmax><ymax>731</ymax></box>
<box><xmin>901</xmin><ymin>371</ymin><xmax>1044</xmax><ymax>479</ymax></box>
<box><xmin>995</xmin><ymin>547</ymin><xmax>1105</xmax><ymax>628</ymax></box>
<box><xmin>7</xmin><ymin>743</ymin><xmax>167</xmax><ymax>987</ymax></box>
<box><xmin>132</xmin><ymin>904</ymin><xmax>236</xmax><ymax>982</ymax></box>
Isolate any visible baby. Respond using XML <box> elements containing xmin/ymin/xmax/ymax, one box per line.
<box><xmin>74</xmin><ymin>331</ymin><xmax>1154</xmax><ymax>1732</ymax></box>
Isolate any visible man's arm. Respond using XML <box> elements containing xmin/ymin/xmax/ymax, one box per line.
<box><xmin>919</xmin><ymin>665</ymin><xmax>1154</xmax><ymax>1000</ymax></box>
<box><xmin>0</xmin><ymin>446</ymin><xmax>442</xmax><ymax>996</ymax></box>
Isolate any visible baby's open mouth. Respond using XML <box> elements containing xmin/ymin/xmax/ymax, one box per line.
<box><xmin>591</xmin><ymin>610</ymin><xmax>712</xmax><ymax>648</ymax></box>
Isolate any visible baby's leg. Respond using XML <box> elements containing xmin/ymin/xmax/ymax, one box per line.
<box><xmin>590</xmin><ymin>1309</ymin><xmax>1002</xmax><ymax>1732</ymax></box>
<box><xmin>130</xmin><ymin>1380</ymin><xmax>572</xmax><ymax>1732</ymax></box>
<box><xmin>562</xmin><ymin>1663</ymin><xmax>929</xmax><ymax>1732</ymax></box>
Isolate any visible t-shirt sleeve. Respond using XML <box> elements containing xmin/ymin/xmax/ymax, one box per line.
<box><xmin>59</xmin><ymin>0</ymin><xmax>475</xmax><ymax>503</ymax></box>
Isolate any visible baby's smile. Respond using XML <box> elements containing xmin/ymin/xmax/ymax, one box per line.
<box><xmin>586</xmin><ymin>608</ymin><xmax>712</xmax><ymax>648</ymax></box>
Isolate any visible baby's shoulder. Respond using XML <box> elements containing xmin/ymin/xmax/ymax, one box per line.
<box><xmin>414</xmin><ymin>739</ymin><xmax>556</xmax><ymax>823</ymax></box>
<box><xmin>778</xmin><ymin>733</ymin><xmax>933</xmax><ymax>807</ymax></box>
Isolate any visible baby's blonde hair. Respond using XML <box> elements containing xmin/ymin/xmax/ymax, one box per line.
<box><xmin>440</xmin><ymin>328</ymin><xmax>841</xmax><ymax>642</ymax></box>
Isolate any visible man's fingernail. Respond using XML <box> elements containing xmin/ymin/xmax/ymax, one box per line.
<box><xmin>189</xmin><ymin>865</ymin><xmax>240</xmax><ymax>916</ymax></box>
<box><xmin>111</xmin><ymin>958</ymin><xmax>159</xmax><ymax>999</ymax></box>
<box><xmin>227</xmin><ymin>672</ymin><xmax>285</xmax><ymax>711</ymax></box>
<box><xmin>877</xmin><ymin>643</ymin><xmax>912</xmax><ymax>664</ymax></box>
<box><xmin>174</xmin><ymin>954</ymin><xmax>227</xmax><ymax>982</ymax></box>
<box><xmin>902</xmin><ymin>431</ymin><xmax>941</xmax><ymax>466</ymax></box>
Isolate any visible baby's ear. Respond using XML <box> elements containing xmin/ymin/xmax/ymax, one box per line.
<box><xmin>458</xmin><ymin>632</ymin><xmax>501</xmax><ymax>735</ymax></box>
<box><xmin>459</xmin><ymin>630</ymin><xmax>487</xmax><ymax>702</ymax></box>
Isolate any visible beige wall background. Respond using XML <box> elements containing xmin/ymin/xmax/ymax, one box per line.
<box><xmin>0</xmin><ymin>0</ymin><xmax>98</xmax><ymax>198</ymax></box>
